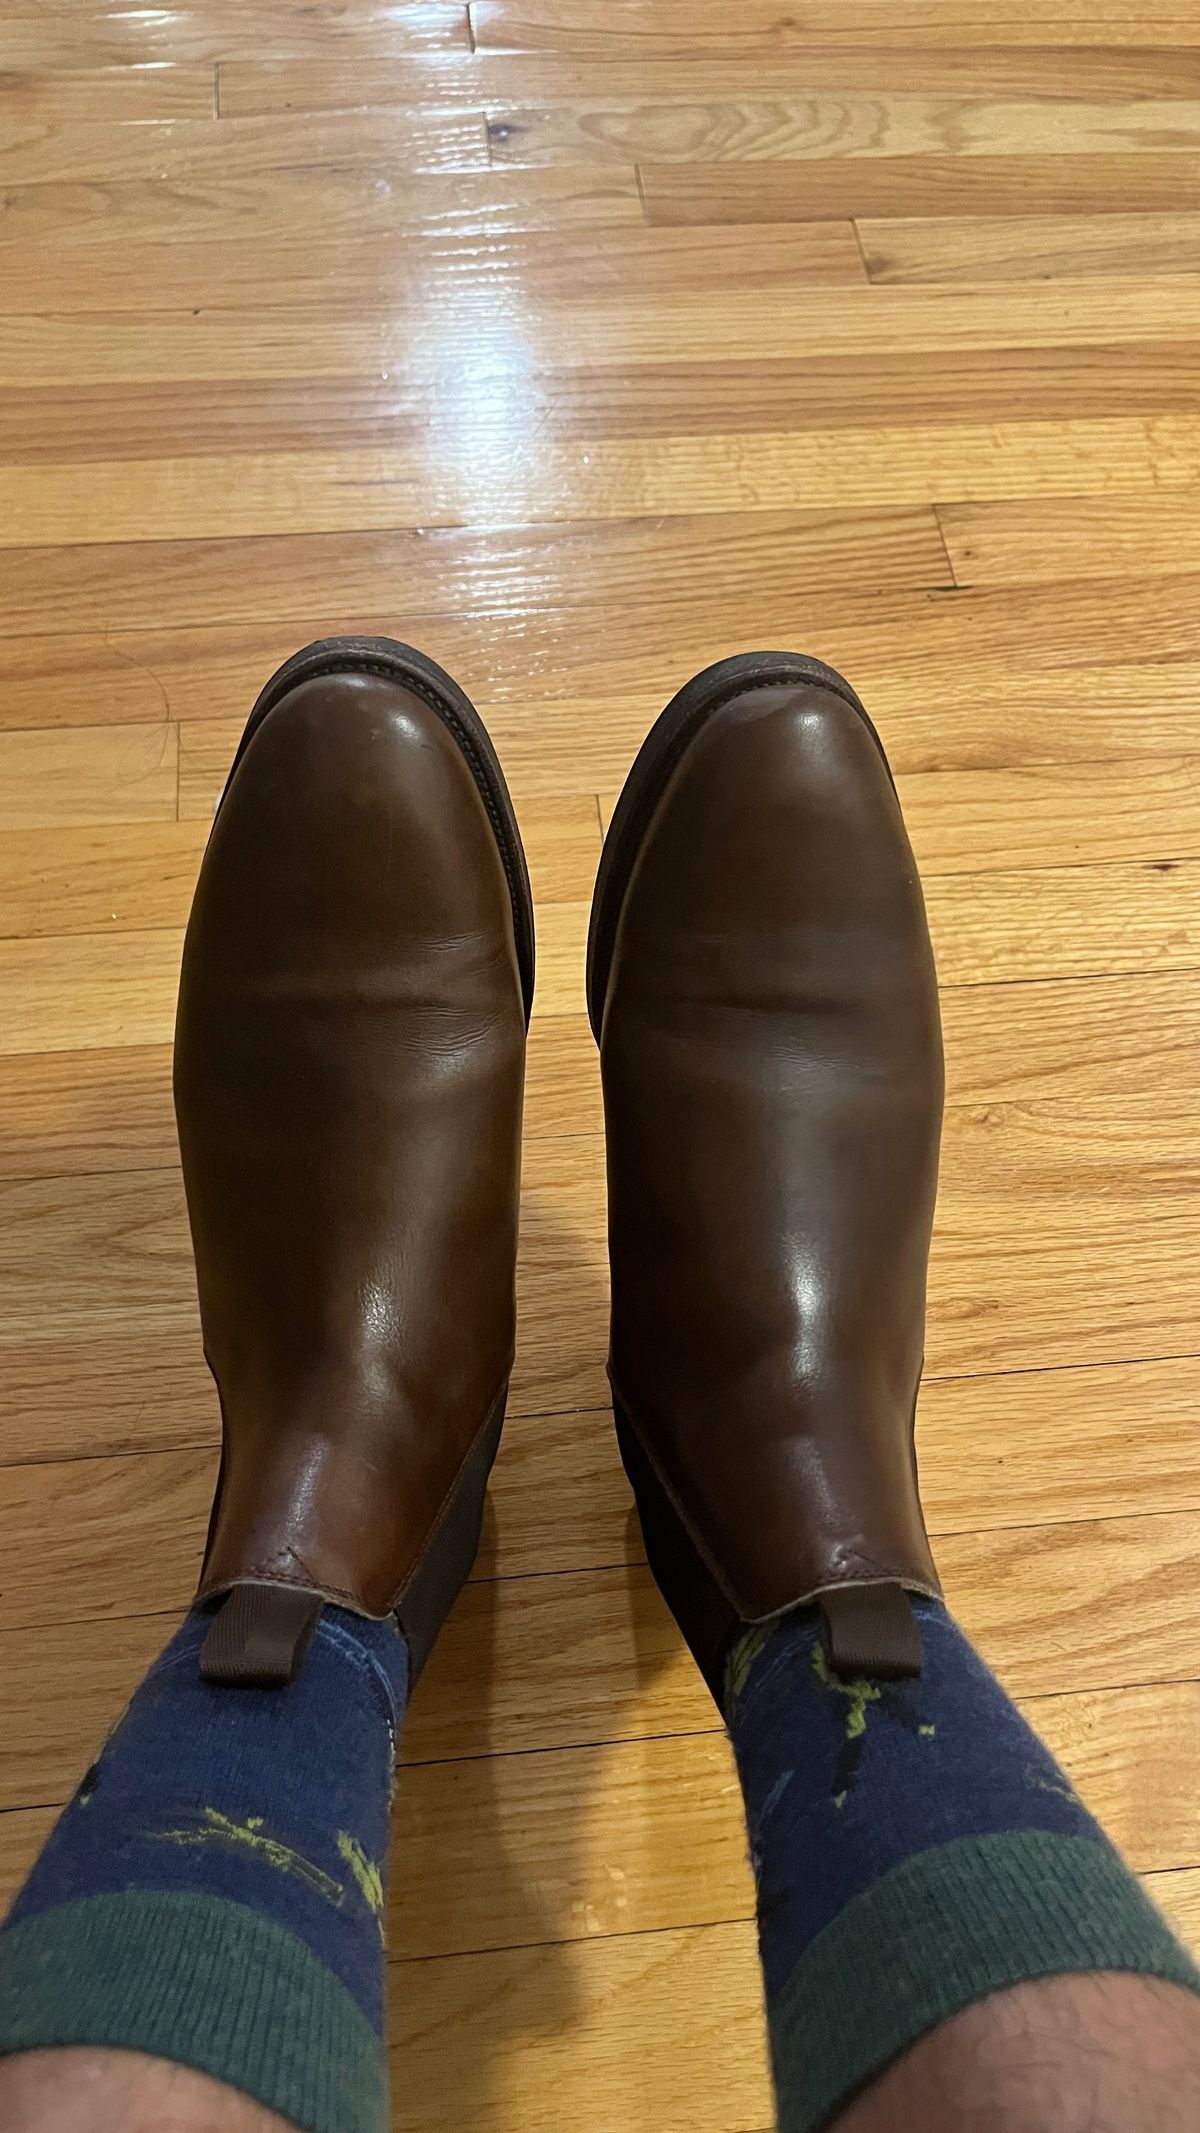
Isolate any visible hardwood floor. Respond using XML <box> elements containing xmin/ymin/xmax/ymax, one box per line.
<box><xmin>2</xmin><ymin>6</ymin><xmax>1199</xmax><ymax>2125</ymax></box>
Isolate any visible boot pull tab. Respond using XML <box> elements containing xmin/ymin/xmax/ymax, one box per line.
<box><xmin>200</xmin><ymin>1584</ymin><xmax>324</xmax><ymax>1687</ymax></box>
<box><xmin>819</xmin><ymin>1582</ymin><xmax>923</xmax><ymax>1680</ymax></box>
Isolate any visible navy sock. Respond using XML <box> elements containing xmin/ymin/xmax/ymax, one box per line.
<box><xmin>726</xmin><ymin>1597</ymin><xmax>1200</xmax><ymax>2133</ymax></box>
<box><xmin>0</xmin><ymin>1603</ymin><xmax>408</xmax><ymax>2133</ymax></box>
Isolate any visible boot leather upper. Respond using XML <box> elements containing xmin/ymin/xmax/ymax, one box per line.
<box><xmin>599</xmin><ymin>679</ymin><xmax>944</xmax><ymax>1621</ymax></box>
<box><xmin>175</xmin><ymin>671</ymin><xmax>526</xmax><ymax>1620</ymax></box>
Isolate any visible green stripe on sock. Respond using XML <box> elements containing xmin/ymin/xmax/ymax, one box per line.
<box><xmin>770</xmin><ymin>1829</ymin><xmax>1200</xmax><ymax>2133</ymax></box>
<box><xmin>0</xmin><ymin>1889</ymin><xmax>385</xmax><ymax>2133</ymax></box>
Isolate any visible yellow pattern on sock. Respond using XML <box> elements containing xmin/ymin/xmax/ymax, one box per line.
<box><xmin>811</xmin><ymin>1643</ymin><xmax>881</xmax><ymax>1740</ymax></box>
<box><xmin>337</xmin><ymin>1832</ymin><xmax>386</xmax><ymax>1939</ymax></box>
<box><xmin>153</xmin><ymin>1808</ymin><xmax>346</xmax><ymax>1908</ymax></box>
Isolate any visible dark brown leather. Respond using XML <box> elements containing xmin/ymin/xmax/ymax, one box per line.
<box><xmin>593</xmin><ymin>654</ymin><xmax>943</xmax><ymax>1629</ymax></box>
<box><xmin>175</xmin><ymin>644</ymin><xmax>529</xmax><ymax>1655</ymax></box>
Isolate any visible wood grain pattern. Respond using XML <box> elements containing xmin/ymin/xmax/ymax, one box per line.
<box><xmin>941</xmin><ymin>970</ymin><xmax>1200</xmax><ymax>1100</ymax></box>
<box><xmin>0</xmin><ymin>110</ymin><xmax>489</xmax><ymax>189</ymax></box>
<box><xmin>0</xmin><ymin>7</ymin><xmax>472</xmax><ymax>68</ymax></box>
<box><xmin>0</xmin><ymin>722</ymin><xmax>177</xmax><ymax>830</ymax></box>
<box><xmin>0</xmin><ymin>66</ymin><xmax>217</xmax><ymax>124</ymax></box>
<box><xmin>3</xmin><ymin>0</ymin><xmax>1200</xmax><ymax>2115</ymax></box>
<box><xmin>641</xmin><ymin>154</ymin><xmax>1200</xmax><ymax>220</ymax></box>
<box><xmin>0</xmin><ymin>512</ymin><xmax>948</xmax><ymax>639</ymax></box>
<box><xmin>390</xmin><ymin>1917</ymin><xmax>773</xmax><ymax>2133</ymax></box>
<box><xmin>0</xmin><ymin>164</ymin><xmax>643</xmax><ymax>251</ymax></box>
<box><xmin>0</xmin><ymin>822</ymin><xmax>207</xmax><ymax>939</ymax></box>
<box><xmin>0</xmin><ymin>1045</ymin><xmax>179</xmax><ymax>1179</ymax></box>
<box><xmin>1151</xmin><ymin>1869</ymin><xmax>1200</xmax><ymax>1943</ymax></box>
<box><xmin>6</xmin><ymin>419</ymin><xmax>1200</xmax><ymax>546</ymax></box>
<box><xmin>487</xmin><ymin>97</ymin><xmax>1200</xmax><ymax>169</ymax></box>
<box><xmin>8</xmin><ymin>286</ymin><xmax>1200</xmax><ymax>387</ymax></box>
<box><xmin>216</xmin><ymin>50</ymin><xmax>1200</xmax><ymax>119</ymax></box>
<box><xmin>6</xmin><ymin>582</ymin><xmax>1200</xmax><ymax>758</ymax></box>
<box><xmin>471</xmin><ymin>3</ymin><xmax>1200</xmax><ymax>56</ymax></box>
<box><xmin>3</xmin><ymin>348</ymin><xmax>1197</xmax><ymax>458</ymax></box>
<box><xmin>908</xmin><ymin>758</ymin><xmax>1200</xmax><ymax>873</ymax></box>
<box><xmin>941</xmin><ymin>493</ymin><xmax>1200</xmax><ymax>586</ymax></box>
<box><xmin>0</xmin><ymin>222</ymin><xmax>867</xmax><ymax>320</ymax></box>
<box><xmin>861</xmin><ymin>211</ymin><xmax>1200</xmax><ymax>283</ymax></box>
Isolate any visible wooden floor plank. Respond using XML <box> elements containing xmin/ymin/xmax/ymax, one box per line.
<box><xmin>5</xmin><ymin>419</ymin><xmax>1200</xmax><ymax>546</ymax></box>
<box><xmin>485</xmin><ymin>95</ymin><xmax>1200</xmax><ymax>168</ymax></box>
<box><xmin>941</xmin><ymin>492</ymin><xmax>1200</xmax><ymax>586</ymax></box>
<box><xmin>0</xmin><ymin>513</ymin><xmax>950</xmax><ymax>641</ymax></box>
<box><xmin>0</xmin><ymin>1045</ymin><xmax>178</xmax><ymax>1180</ymax></box>
<box><xmin>641</xmin><ymin>153</ymin><xmax>1200</xmax><ymax>220</ymax></box>
<box><xmin>0</xmin><ymin>221</ymin><xmax>866</xmax><ymax>318</ymax></box>
<box><xmin>0</xmin><ymin>110</ymin><xmax>489</xmax><ymax>189</ymax></box>
<box><xmin>928</xmin><ymin>858</ymin><xmax>1200</xmax><ymax>984</ymax></box>
<box><xmin>0</xmin><ymin>66</ymin><xmax>218</xmax><ymax>125</ymax></box>
<box><xmin>0</xmin><ymin>635</ymin><xmax>178</xmax><ymax>732</ymax></box>
<box><xmin>0</xmin><ymin>6</ymin><xmax>473</xmax><ymax>68</ymax></box>
<box><xmin>0</xmin><ymin>931</ymin><xmax>186</xmax><ymax>1055</ymax></box>
<box><xmin>472</xmin><ymin>2</ymin><xmax>1200</xmax><ymax>56</ymax></box>
<box><xmin>215</xmin><ymin>50</ymin><xmax>1200</xmax><ymax>119</ymax></box>
<box><xmin>407</xmin><ymin>1518</ymin><xmax>1200</xmax><ymax>1756</ymax></box>
<box><xmin>2</xmin><ymin>349</ymin><xmax>1195</xmax><ymax>456</ymax></box>
<box><xmin>6</xmin><ymin>286</ymin><xmax>1200</xmax><ymax>387</ymax></box>
<box><xmin>1151</xmin><ymin>1868</ymin><xmax>1200</xmax><ymax>1944</ymax></box>
<box><xmin>941</xmin><ymin>969</ymin><xmax>1200</xmax><ymax>1101</ymax></box>
<box><xmin>7</xmin><ymin>577</ymin><xmax>1200</xmax><ymax>757</ymax></box>
<box><xmin>0</xmin><ymin>823</ymin><xmax>206</xmax><ymax>940</ymax></box>
<box><xmin>386</xmin><ymin>1915</ymin><xmax>773</xmax><ymax>2133</ymax></box>
<box><xmin>0</xmin><ymin>722</ymin><xmax>177</xmax><ymax>831</ymax></box>
<box><xmin>0</xmin><ymin>164</ymin><xmax>642</xmax><ymax>251</ymax></box>
<box><xmin>861</xmin><ymin>211</ymin><xmax>1200</xmax><ymax>284</ymax></box>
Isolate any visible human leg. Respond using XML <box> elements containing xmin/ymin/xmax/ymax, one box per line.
<box><xmin>0</xmin><ymin>639</ymin><xmax>532</xmax><ymax>2131</ymax></box>
<box><xmin>590</xmin><ymin>651</ymin><xmax>1200</xmax><ymax>2130</ymax></box>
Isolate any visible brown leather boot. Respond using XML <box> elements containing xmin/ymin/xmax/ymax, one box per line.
<box><xmin>588</xmin><ymin>652</ymin><xmax>942</xmax><ymax>1696</ymax></box>
<box><xmin>175</xmin><ymin>638</ymin><xmax>533</xmax><ymax>1686</ymax></box>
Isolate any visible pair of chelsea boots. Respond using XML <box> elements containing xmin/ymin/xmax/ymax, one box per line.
<box><xmin>175</xmin><ymin>638</ymin><xmax>943</xmax><ymax>1695</ymax></box>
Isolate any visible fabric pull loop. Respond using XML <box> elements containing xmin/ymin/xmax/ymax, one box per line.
<box><xmin>819</xmin><ymin>1582</ymin><xmax>923</xmax><ymax>1679</ymax></box>
<box><xmin>200</xmin><ymin>1584</ymin><xmax>324</xmax><ymax>1687</ymax></box>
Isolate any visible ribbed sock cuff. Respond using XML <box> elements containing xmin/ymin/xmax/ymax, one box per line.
<box><xmin>769</xmin><ymin>1829</ymin><xmax>1200</xmax><ymax>2133</ymax></box>
<box><xmin>0</xmin><ymin>1890</ymin><xmax>385</xmax><ymax>2133</ymax></box>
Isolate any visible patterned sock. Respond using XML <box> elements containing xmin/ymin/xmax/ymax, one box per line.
<box><xmin>726</xmin><ymin>1597</ymin><xmax>1200</xmax><ymax>2133</ymax></box>
<box><xmin>0</xmin><ymin>1603</ymin><xmax>407</xmax><ymax>2133</ymax></box>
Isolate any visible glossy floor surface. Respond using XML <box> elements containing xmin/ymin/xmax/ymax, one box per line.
<box><xmin>2</xmin><ymin>6</ymin><xmax>1200</xmax><ymax>2128</ymax></box>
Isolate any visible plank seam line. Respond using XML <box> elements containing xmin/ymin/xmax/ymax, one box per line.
<box><xmin>386</xmin><ymin>1911</ymin><xmax>760</xmax><ymax>1970</ymax></box>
